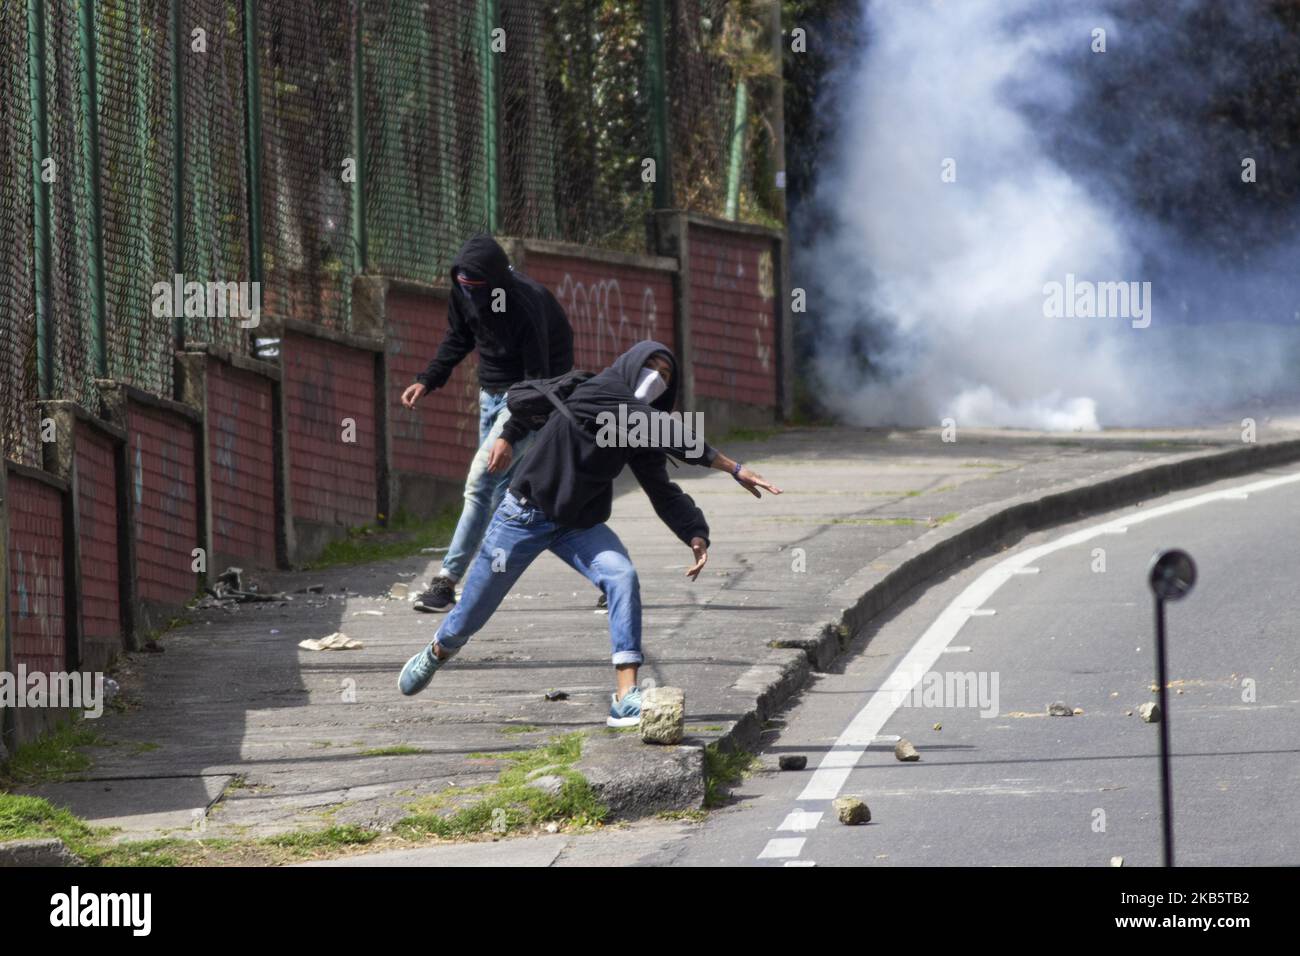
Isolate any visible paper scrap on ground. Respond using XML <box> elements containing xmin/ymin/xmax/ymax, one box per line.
<box><xmin>299</xmin><ymin>632</ymin><xmax>364</xmax><ymax>651</ymax></box>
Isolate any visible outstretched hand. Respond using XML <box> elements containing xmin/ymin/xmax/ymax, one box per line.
<box><xmin>686</xmin><ymin>537</ymin><xmax>708</xmax><ymax>580</ymax></box>
<box><xmin>734</xmin><ymin>465</ymin><xmax>781</xmax><ymax>499</ymax></box>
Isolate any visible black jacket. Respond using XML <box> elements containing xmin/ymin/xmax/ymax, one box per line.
<box><xmin>416</xmin><ymin>235</ymin><xmax>574</xmax><ymax>394</ymax></box>
<box><xmin>505</xmin><ymin>340</ymin><xmax>717</xmax><ymax>546</ymax></box>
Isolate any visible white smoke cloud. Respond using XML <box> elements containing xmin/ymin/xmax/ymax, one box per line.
<box><xmin>803</xmin><ymin>0</ymin><xmax>1300</xmax><ymax>429</ymax></box>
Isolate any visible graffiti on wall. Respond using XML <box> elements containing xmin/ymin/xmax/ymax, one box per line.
<box><xmin>554</xmin><ymin>273</ymin><xmax>660</xmax><ymax>366</ymax></box>
<box><xmin>11</xmin><ymin>549</ymin><xmax>58</xmax><ymax>642</ymax></box>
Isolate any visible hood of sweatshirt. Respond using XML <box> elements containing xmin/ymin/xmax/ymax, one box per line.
<box><xmin>589</xmin><ymin>339</ymin><xmax>678</xmax><ymax>413</ymax></box>
<box><xmin>450</xmin><ymin>233</ymin><xmax>513</xmax><ymax>289</ymax></box>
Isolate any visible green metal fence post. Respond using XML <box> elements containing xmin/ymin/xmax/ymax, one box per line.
<box><xmin>724</xmin><ymin>79</ymin><xmax>748</xmax><ymax>220</ymax></box>
<box><xmin>28</xmin><ymin>0</ymin><xmax>52</xmax><ymax>398</ymax></box>
<box><xmin>243</xmin><ymin>0</ymin><xmax>263</xmax><ymax>287</ymax></box>
<box><xmin>646</xmin><ymin>0</ymin><xmax>673</xmax><ymax>210</ymax></box>
<box><xmin>352</xmin><ymin>1</ymin><xmax>367</xmax><ymax>274</ymax></box>
<box><xmin>170</xmin><ymin>0</ymin><xmax>185</xmax><ymax>347</ymax></box>
<box><xmin>480</xmin><ymin>0</ymin><xmax>499</xmax><ymax>232</ymax></box>
<box><xmin>170</xmin><ymin>0</ymin><xmax>185</xmax><ymax>348</ymax></box>
<box><xmin>78</xmin><ymin>0</ymin><xmax>107</xmax><ymax>379</ymax></box>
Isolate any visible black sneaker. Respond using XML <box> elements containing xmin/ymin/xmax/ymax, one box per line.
<box><xmin>596</xmin><ymin>590</ymin><xmax>607</xmax><ymax>609</ymax></box>
<box><xmin>414</xmin><ymin>575</ymin><xmax>457</xmax><ymax>613</ymax></box>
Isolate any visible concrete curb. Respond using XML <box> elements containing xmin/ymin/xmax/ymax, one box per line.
<box><xmin>629</xmin><ymin>436</ymin><xmax>1300</xmax><ymax>798</ymax></box>
<box><xmin>0</xmin><ymin>838</ymin><xmax>83</xmax><ymax>867</ymax></box>
<box><xmin>574</xmin><ymin>733</ymin><xmax>705</xmax><ymax>819</ymax></box>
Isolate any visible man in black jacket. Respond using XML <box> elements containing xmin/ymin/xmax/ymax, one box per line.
<box><xmin>400</xmin><ymin>234</ymin><xmax>573</xmax><ymax>613</ymax></box>
<box><xmin>399</xmin><ymin>340</ymin><xmax>782</xmax><ymax>727</ymax></box>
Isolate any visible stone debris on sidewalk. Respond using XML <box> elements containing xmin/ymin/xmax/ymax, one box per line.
<box><xmin>640</xmin><ymin>686</ymin><xmax>685</xmax><ymax>744</ymax></box>
<box><xmin>194</xmin><ymin>566</ymin><xmax>288</xmax><ymax>609</ymax></box>
<box><xmin>298</xmin><ymin>632</ymin><xmax>364</xmax><ymax>651</ymax></box>
<box><xmin>778</xmin><ymin>754</ymin><xmax>807</xmax><ymax>771</ymax></box>
<box><xmin>1138</xmin><ymin>702</ymin><xmax>1161</xmax><ymax>723</ymax></box>
<box><xmin>1047</xmin><ymin>701</ymin><xmax>1075</xmax><ymax>716</ymax></box>
<box><xmin>544</xmin><ymin>690</ymin><xmax>569</xmax><ymax>701</ymax></box>
<box><xmin>833</xmin><ymin>796</ymin><xmax>871</xmax><ymax>825</ymax></box>
<box><xmin>894</xmin><ymin>739</ymin><xmax>920</xmax><ymax>761</ymax></box>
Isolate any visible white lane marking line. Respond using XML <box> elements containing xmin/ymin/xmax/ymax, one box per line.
<box><xmin>796</xmin><ymin>468</ymin><xmax>1300</xmax><ymax>803</ymax></box>
<box><xmin>784</xmin><ymin>860</ymin><xmax>817</xmax><ymax>867</ymax></box>
<box><xmin>1015</xmin><ymin>567</ymin><xmax>1041</xmax><ymax>574</ymax></box>
<box><xmin>969</xmin><ymin>608</ymin><xmax>996</xmax><ymax>616</ymax></box>
<box><xmin>942</xmin><ymin>646</ymin><xmax>972</xmax><ymax>653</ymax></box>
<box><xmin>779</xmin><ymin>810</ymin><xmax>822</xmax><ymax>832</ymax></box>
<box><xmin>759</xmin><ymin>838</ymin><xmax>805</xmax><ymax>859</ymax></box>
<box><xmin>1224</xmin><ymin>492</ymin><xmax>1249</xmax><ymax>500</ymax></box>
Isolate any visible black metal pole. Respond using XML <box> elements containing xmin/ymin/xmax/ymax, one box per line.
<box><xmin>1153</xmin><ymin>596</ymin><xmax>1174</xmax><ymax>867</ymax></box>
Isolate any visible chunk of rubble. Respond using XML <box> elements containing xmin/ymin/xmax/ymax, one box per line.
<box><xmin>1047</xmin><ymin>701</ymin><xmax>1074</xmax><ymax>717</ymax></box>
<box><xmin>1138</xmin><ymin>702</ymin><xmax>1161</xmax><ymax>723</ymax></box>
<box><xmin>833</xmin><ymin>796</ymin><xmax>871</xmax><ymax>825</ymax></box>
<box><xmin>525</xmin><ymin>775</ymin><xmax>565</xmax><ymax>797</ymax></box>
<box><xmin>779</xmin><ymin>755</ymin><xmax>807</xmax><ymax>771</ymax></box>
<box><xmin>894</xmin><ymin>739</ymin><xmax>920</xmax><ymax>761</ymax></box>
<box><xmin>640</xmin><ymin>687</ymin><xmax>685</xmax><ymax>745</ymax></box>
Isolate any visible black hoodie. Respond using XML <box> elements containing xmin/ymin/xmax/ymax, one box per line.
<box><xmin>417</xmin><ymin>235</ymin><xmax>574</xmax><ymax>394</ymax></box>
<box><xmin>505</xmin><ymin>340</ymin><xmax>718</xmax><ymax>546</ymax></box>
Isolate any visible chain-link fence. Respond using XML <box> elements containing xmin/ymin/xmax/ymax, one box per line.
<box><xmin>1</xmin><ymin>0</ymin><xmax>39</xmax><ymax>465</ymax></box>
<box><xmin>181</xmin><ymin>0</ymin><xmax>253</xmax><ymax>353</ymax></box>
<box><xmin>1</xmin><ymin>0</ymin><xmax>782</xmax><ymax>465</ymax></box>
<box><xmin>44</xmin><ymin>1</ymin><xmax>101</xmax><ymax>411</ymax></box>
<box><xmin>362</xmin><ymin>0</ymin><xmax>493</xmax><ymax>285</ymax></box>
<box><xmin>667</xmin><ymin>0</ymin><xmax>778</xmax><ymax>224</ymax></box>
<box><xmin>512</xmin><ymin>0</ymin><xmax>654</xmax><ymax>251</ymax></box>
<box><xmin>258</xmin><ymin>0</ymin><xmax>359</xmax><ymax>331</ymax></box>
<box><xmin>98</xmin><ymin>0</ymin><xmax>177</xmax><ymax>395</ymax></box>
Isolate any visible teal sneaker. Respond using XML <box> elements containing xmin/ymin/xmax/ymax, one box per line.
<box><xmin>399</xmin><ymin>642</ymin><xmax>447</xmax><ymax>696</ymax></box>
<box><xmin>606</xmin><ymin>687</ymin><xmax>642</xmax><ymax>728</ymax></box>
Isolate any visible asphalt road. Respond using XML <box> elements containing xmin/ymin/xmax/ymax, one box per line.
<box><xmin>672</xmin><ymin>466</ymin><xmax>1300</xmax><ymax>867</ymax></box>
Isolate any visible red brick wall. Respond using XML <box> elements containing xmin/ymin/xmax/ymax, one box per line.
<box><xmin>687</xmin><ymin>225</ymin><xmax>778</xmax><ymax>408</ymax></box>
<box><xmin>207</xmin><ymin>360</ymin><xmax>277</xmax><ymax>565</ymax></box>
<box><xmin>282</xmin><ymin>331</ymin><xmax>378</xmax><ymax>527</ymax></box>
<box><xmin>7</xmin><ymin>473</ymin><xmax>65</xmax><ymax>673</ymax></box>
<box><xmin>74</xmin><ymin>427</ymin><xmax>121</xmax><ymax>647</ymax></box>
<box><xmin>527</xmin><ymin>253</ymin><xmax>675</xmax><ymax>372</ymax></box>
<box><xmin>387</xmin><ymin>290</ymin><xmax>480</xmax><ymax>482</ymax></box>
<box><xmin>129</xmin><ymin>400</ymin><xmax>201</xmax><ymax>606</ymax></box>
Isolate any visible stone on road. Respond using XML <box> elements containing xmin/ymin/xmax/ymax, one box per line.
<box><xmin>640</xmin><ymin>687</ymin><xmax>685</xmax><ymax>744</ymax></box>
<box><xmin>894</xmin><ymin>739</ymin><xmax>920</xmax><ymax>761</ymax></box>
<box><xmin>833</xmin><ymin>797</ymin><xmax>871</xmax><ymax>825</ymax></box>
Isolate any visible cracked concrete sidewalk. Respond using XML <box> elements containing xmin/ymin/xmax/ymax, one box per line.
<box><xmin>16</xmin><ymin>420</ymin><xmax>1300</xmax><ymax>845</ymax></box>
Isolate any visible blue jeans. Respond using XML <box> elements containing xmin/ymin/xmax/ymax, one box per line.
<box><xmin>436</xmin><ymin>492</ymin><xmax>643</xmax><ymax>665</ymax></box>
<box><xmin>441</xmin><ymin>389</ymin><xmax>535</xmax><ymax>580</ymax></box>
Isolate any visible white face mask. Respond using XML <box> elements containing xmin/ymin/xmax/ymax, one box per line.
<box><xmin>633</xmin><ymin>367</ymin><xmax>667</xmax><ymax>403</ymax></box>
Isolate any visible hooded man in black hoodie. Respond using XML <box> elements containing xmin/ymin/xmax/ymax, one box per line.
<box><xmin>399</xmin><ymin>340</ymin><xmax>782</xmax><ymax>727</ymax></box>
<box><xmin>400</xmin><ymin>235</ymin><xmax>573</xmax><ymax>613</ymax></box>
